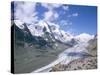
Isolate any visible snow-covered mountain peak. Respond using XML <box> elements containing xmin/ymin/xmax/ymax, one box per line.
<box><xmin>75</xmin><ymin>33</ymin><xmax>94</xmax><ymax>43</ymax></box>
<box><xmin>14</xmin><ymin>20</ymin><xmax>74</xmax><ymax>43</ymax></box>
<box><xmin>14</xmin><ymin>20</ymin><xmax>95</xmax><ymax>45</ymax></box>
<box><xmin>14</xmin><ymin>20</ymin><xmax>24</xmax><ymax>29</ymax></box>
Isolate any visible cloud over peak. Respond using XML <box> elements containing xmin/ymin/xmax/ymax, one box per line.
<box><xmin>14</xmin><ymin>1</ymin><xmax>38</xmax><ymax>24</ymax></box>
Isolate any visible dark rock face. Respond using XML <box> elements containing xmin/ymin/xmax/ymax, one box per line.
<box><xmin>11</xmin><ymin>23</ymin><xmax>55</xmax><ymax>48</ymax></box>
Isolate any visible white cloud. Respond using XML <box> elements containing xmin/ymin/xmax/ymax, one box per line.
<box><xmin>43</xmin><ymin>10</ymin><xmax>53</xmax><ymax>21</ymax></box>
<box><xmin>41</xmin><ymin>3</ymin><xmax>61</xmax><ymax>23</ymax></box>
<box><xmin>62</xmin><ymin>6</ymin><xmax>69</xmax><ymax>10</ymax></box>
<box><xmin>14</xmin><ymin>2</ymin><xmax>38</xmax><ymax>24</ymax></box>
<box><xmin>41</xmin><ymin>3</ymin><xmax>62</xmax><ymax>10</ymax></box>
<box><xmin>41</xmin><ymin>3</ymin><xmax>69</xmax><ymax>21</ymax></box>
<box><xmin>67</xmin><ymin>13</ymin><xmax>79</xmax><ymax>18</ymax></box>
<box><xmin>54</xmin><ymin>12</ymin><xmax>59</xmax><ymax>18</ymax></box>
<box><xmin>43</xmin><ymin>10</ymin><xmax>59</xmax><ymax>22</ymax></box>
<box><xmin>59</xmin><ymin>20</ymin><xmax>72</xmax><ymax>28</ymax></box>
<box><xmin>72</xmin><ymin>13</ymin><xmax>79</xmax><ymax>17</ymax></box>
<box><xmin>41</xmin><ymin>3</ymin><xmax>69</xmax><ymax>11</ymax></box>
<box><xmin>41</xmin><ymin>3</ymin><xmax>51</xmax><ymax>9</ymax></box>
<box><xmin>52</xmin><ymin>3</ymin><xmax>62</xmax><ymax>8</ymax></box>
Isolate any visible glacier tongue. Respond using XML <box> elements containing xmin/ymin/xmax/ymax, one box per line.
<box><xmin>33</xmin><ymin>41</ymin><xmax>90</xmax><ymax>72</ymax></box>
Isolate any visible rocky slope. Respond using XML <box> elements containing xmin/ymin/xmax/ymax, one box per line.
<box><xmin>50</xmin><ymin>36</ymin><xmax>97</xmax><ymax>72</ymax></box>
<box><xmin>50</xmin><ymin>56</ymin><xmax>97</xmax><ymax>71</ymax></box>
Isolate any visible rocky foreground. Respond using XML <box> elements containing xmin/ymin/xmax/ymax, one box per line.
<box><xmin>50</xmin><ymin>37</ymin><xmax>97</xmax><ymax>72</ymax></box>
<box><xmin>50</xmin><ymin>56</ymin><xmax>97</xmax><ymax>72</ymax></box>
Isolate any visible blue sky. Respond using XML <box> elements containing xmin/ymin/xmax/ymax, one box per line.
<box><xmin>68</xmin><ymin>5</ymin><xmax>97</xmax><ymax>35</ymax></box>
<box><xmin>12</xmin><ymin>2</ymin><xmax>97</xmax><ymax>35</ymax></box>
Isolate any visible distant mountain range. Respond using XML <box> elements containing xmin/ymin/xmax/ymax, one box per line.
<box><xmin>12</xmin><ymin>20</ymin><xmax>95</xmax><ymax>49</ymax></box>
